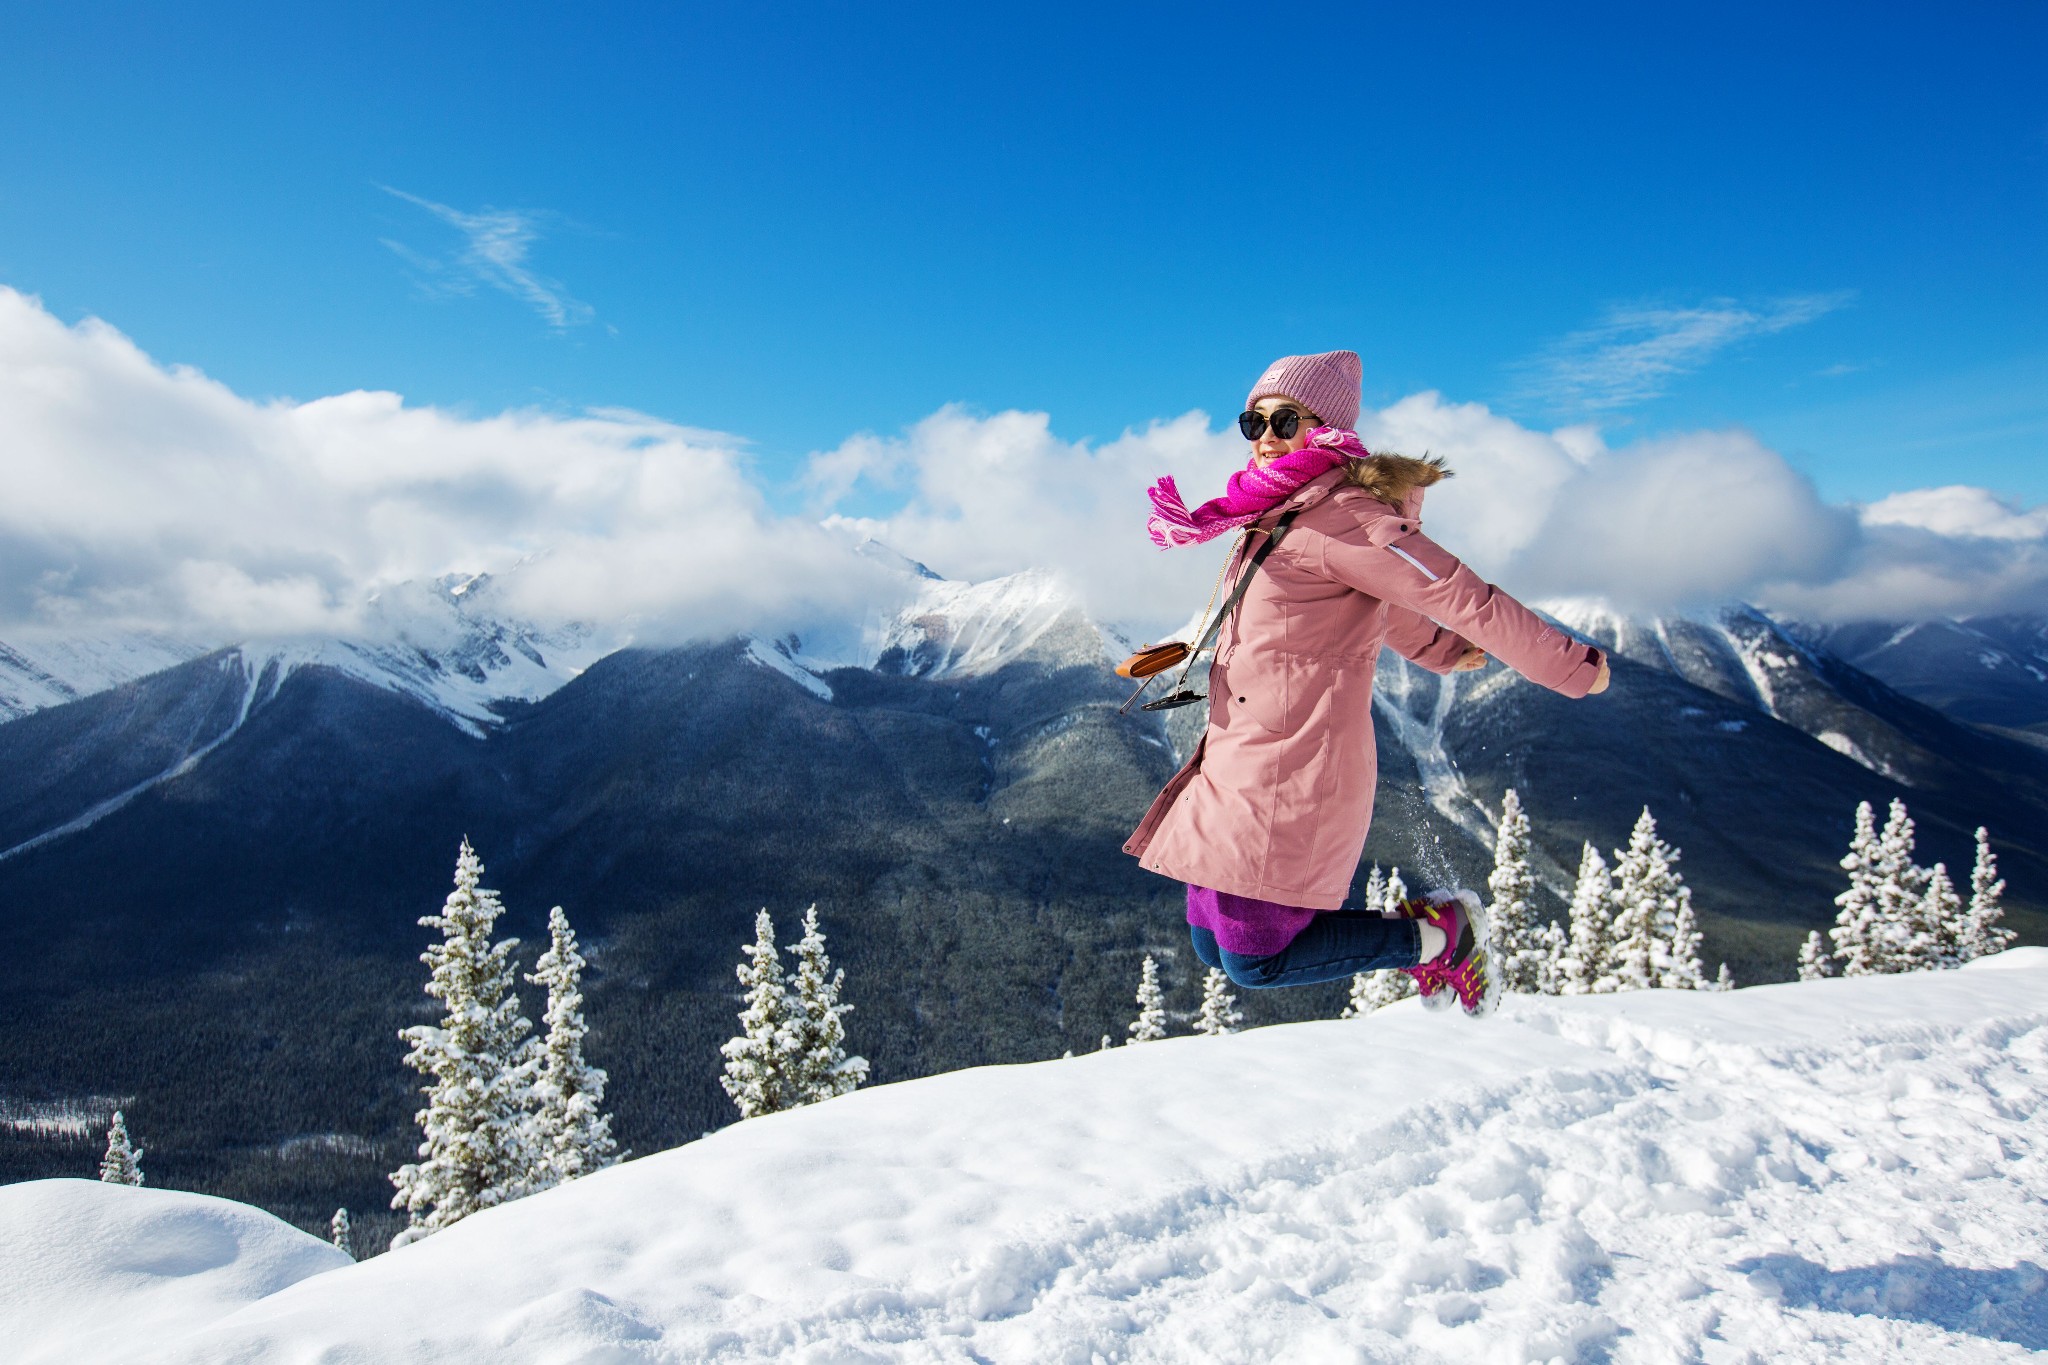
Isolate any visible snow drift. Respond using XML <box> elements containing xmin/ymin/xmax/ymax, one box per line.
<box><xmin>5</xmin><ymin>952</ymin><xmax>2046</xmax><ymax>1363</ymax></box>
<box><xmin>0</xmin><ymin>1181</ymin><xmax>349</xmax><ymax>1363</ymax></box>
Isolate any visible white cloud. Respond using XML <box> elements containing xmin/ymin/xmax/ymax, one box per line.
<box><xmin>802</xmin><ymin>405</ymin><xmax>1247</xmax><ymax>634</ymax></box>
<box><xmin>2</xmin><ymin>288</ymin><xmax>2041</xmax><ymax>648</ymax></box>
<box><xmin>0</xmin><ymin>288</ymin><xmax>881</xmax><ymax>641</ymax></box>
<box><xmin>1524</xmin><ymin>293</ymin><xmax>1852</xmax><ymax>410</ymax></box>
<box><xmin>381</xmin><ymin>188</ymin><xmax>593</xmax><ymax>329</ymax></box>
<box><xmin>1860</xmin><ymin>486</ymin><xmax>2048</xmax><ymax>540</ymax></box>
<box><xmin>809</xmin><ymin>393</ymin><xmax>2044</xmax><ymax>632</ymax></box>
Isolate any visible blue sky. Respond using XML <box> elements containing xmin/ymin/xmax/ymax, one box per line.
<box><xmin>1</xmin><ymin>0</ymin><xmax>2043</xmax><ymax>509</ymax></box>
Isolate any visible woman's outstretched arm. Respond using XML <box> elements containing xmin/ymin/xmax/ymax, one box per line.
<box><xmin>1318</xmin><ymin>523</ymin><xmax>1605</xmax><ymax>698</ymax></box>
<box><xmin>1382</xmin><ymin>605</ymin><xmax>1474</xmax><ymax>674</ymax></box>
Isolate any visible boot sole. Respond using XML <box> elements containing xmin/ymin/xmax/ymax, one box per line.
<box><xmin>1453</xmin><ymin>890</ymin><xmax>1503</xmax><ymax>1019</ymax></box>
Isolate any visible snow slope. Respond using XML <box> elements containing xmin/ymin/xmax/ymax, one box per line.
<box><xmin>8</xmin><ymin>952</ymin><xmax>2045</xmax><ymax>1363</ymax></box>
<box><xmin>0</xmin><ymin>1181</ymin><xmax>349</xmax><ymax>1365</ymax></box>
<box><xmin>0</xmin><ymin>634</ymin><xmax>210</xmax><ymax>723</ymax></box>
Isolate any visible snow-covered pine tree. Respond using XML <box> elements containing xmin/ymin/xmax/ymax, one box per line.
<box><xmin>784</xmin><ymin>904</ymin><xmax>870</xmax><ymax>1106</ymax></box>
<box><xmin>1562</xmin><ymin>843</ymin><xmax>1616</xmax><ymax>994</ymax></box>
<box><xmin>1909</xmin><ymin>864</ymin><xmax>1963</xmax><ymax>971</ymax></box>
<box><xmin>330</xmin><ymin>1208</ymin><xmax>355</xmax><ymax>1260</ymax></box>
<box><xmin>720</xmin><ymin>910</ymin><xmax>798</xmax><ymax>1119</ymax></box>
<box><xmin>390</xmin><ymin>838</ymin><xmax>538</xmax><ymax>1242</ymax></box>
<box><xmin>1660</xmin><ymin>866</ymin><xmax>1712</xmax><ymax>991</ymax></box>
<box><xmin>1961</xmin><ymin>826</ymin><xmax>2014</xmax><ymax>963</ymax></box>
<box><xmin>1530</xmin><ymin>919</ymin><xmax>1569</xmax><ymax>994</ymax></box>
<box><xmin>525</xmin><ymin>905</ymin><xmax>617</xmax><ymax>1187</ymax></box>
<box><xmin>1606</xmin><ymin>807</ymin><xmax>1706</xmax><ymax>990</ymax></box>
<box><xmin>1873</xmin><ymin>798</ymin><xmax>1937</xmax><ymax>970</ymax></box>
<box><xmin>98</xmin><ymin>1111</ymin><xmax>142</xmax><ymax>1186</ymax></box>
<box><xmin>1712</xmin><ymin>962</ymin><xmax>1736</xmax><ymax>991</ymax></box>
<box><xmin>1488</xmin><ymin>788</ymin><xmax>1547</xmax><ymax>993</ymax></box>
<box><xmin>1797</xmin><ymin>930</ymin><xmax>1835</xmax><ymax>981</ymax></box>
<box><xmin>1381</xmin><ymin>866</ymin><xmax>1408</xmax><ymax>914</ymax></box>
<box><xmin>1828</xmin><ymin>801</ymin><xmax>1885</xmax><ymax>975</ymax></box>
<box><xmin>1605</xmin><ymin>810</ymin><xmax>1668</xmax><ymax>992</ymax></box>
<box><xmin>1364</xmin><ymin>864</ymin><xmax>1385</xmax><ymax>913</ymax></box>
<box><xmin>1341</xmin><ymin>968</ymin><xmax>1414</xmax><ymax>1017</ymax></box>
<box><xmin>1195</xmin><ymin>968</ymin><xmax>1244</xmax><ymax>1035</ymax></box>
<box><xmin>1128</xmin><ymin>955</ymin><xmax>1168</xmax><ymax>1043</ymax></box>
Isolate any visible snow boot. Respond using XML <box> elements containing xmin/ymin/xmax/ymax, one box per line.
<box><xmin>1408</xmin><ymin>890</ymin><xmax>1499</xmax><ymax>1019</ymax></box>
<box><xmin>1393</xmin><ymin>893</ymin><xmax>1455</xmax><ymax>1012</ymax></box>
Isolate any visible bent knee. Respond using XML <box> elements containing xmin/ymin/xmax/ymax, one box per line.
<box><xmin>1219</xmin><ymin>955</ymin><xmax>1285</xmax><ymax>989</ymax></box>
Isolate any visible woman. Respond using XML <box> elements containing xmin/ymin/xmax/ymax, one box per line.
<box><xmin>1125</xmin><ymin>350</ymin><xmax>1610</xmax><ymax>1018</ymax></box>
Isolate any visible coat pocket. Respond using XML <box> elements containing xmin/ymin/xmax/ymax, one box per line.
<box><xmin>1214</xmin><ymin>659</ymin><xmax>1289</xmax><ymax>734</ymax></box>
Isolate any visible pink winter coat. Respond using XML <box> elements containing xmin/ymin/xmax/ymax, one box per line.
<box><xmin>1125</xmin><ymin>456</ymin><xmax>1604</xmax><ymax>911</ymax></box>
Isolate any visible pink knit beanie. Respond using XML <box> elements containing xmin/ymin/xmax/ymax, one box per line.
<box><xmin>1245</xmin><ymin>350</ymin><xmax>1363</xmax><ymax>430</ymax></box>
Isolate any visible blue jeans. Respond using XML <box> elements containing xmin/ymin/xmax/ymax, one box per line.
<box><xmin>1191</xmin><ymin>911</ymin><xmax>1422</xmax><ymax>989</ymax></box>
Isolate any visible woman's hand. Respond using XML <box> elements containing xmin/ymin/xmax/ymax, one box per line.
<box><xmin>1453</xmin><ymin>645</ymin><xmax>1489</xmax><ymax>672</ymax></box>
<box><xmin>1587</xmin><ymin>655</ymin><xmax>1611</xmax><ymax>695</ymax></box>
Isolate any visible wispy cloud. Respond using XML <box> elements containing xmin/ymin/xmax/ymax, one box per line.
<box><xmin>380</xmin><ymin>187</ymin><xmax>593</xmax><ymax>329</ymax></box>
<box><xmin>1521</xmin><ymin>293</ymin><xmax>1852</xmax><ymax>411</ymax></box>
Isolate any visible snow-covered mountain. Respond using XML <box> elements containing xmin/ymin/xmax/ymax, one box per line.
<box><xmin>7</xmin><ymin>951</ymin><xmax>2045</xmax><ymax>1363</ymax></box>
<box><xmin>1542</xmin><ymin>600</ymin><xmax>1929</xmax><ymax>783</ymax></box>
<box><xmin>0</xmin><ymin>553</ymin><xmax>1109</xmax><ymax>736</ymax></box>
<box><xmin>0</xmin><ymin>633</ymin><xmax>209</xmax><ymax>724</ymax></box>
<box><xmin>1791</xmin><ymin>615</ymin><xmax>2048</xmax><ymax>739</ymax></box>
<box><xmin>232</xmin><ymin>575</ymin><xmax>628</xmax><ymax>738</ymax></box>
<box><xmin>0</xmin><ymin>572</ymin><xmax>621</xmax><ymax>738</ymax></box>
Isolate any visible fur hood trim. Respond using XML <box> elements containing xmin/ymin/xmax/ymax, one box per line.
<box><xmin>1340</xmin><ymin>452</ymin><xmax>1451</xmax><ymax>504</ymax></box>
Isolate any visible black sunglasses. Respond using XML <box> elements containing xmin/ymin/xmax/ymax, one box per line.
<box><xmin>1237</xmin><ymin>407</ymin><xmax>1318</xmax><ymax>441</ymax></box>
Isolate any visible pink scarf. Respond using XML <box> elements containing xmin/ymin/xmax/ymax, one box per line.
<box><xmin>1146</xmin><ymin>427</ymin><xmax>1370</xmax><ymax>548</ymax></box>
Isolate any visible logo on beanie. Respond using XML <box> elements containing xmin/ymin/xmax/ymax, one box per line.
<box><xmin>1260</xmin><ymin>370</ymin><xmax>1283</xmax><ymax>385</ymax></box>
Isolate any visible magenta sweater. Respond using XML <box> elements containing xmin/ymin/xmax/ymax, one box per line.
<box><xmin>1186</xmin><ymin>883</ymin><xmax>1318</xmax><ymax>957</ymax></box>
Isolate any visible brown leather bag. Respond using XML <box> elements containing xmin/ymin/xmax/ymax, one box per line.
<box><xmin>1115</xmin><ymin>641</ymin><xmax>1191</xmax><ymax>679</ymax></box>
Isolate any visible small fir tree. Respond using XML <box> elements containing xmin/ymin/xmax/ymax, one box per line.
<box><xmin>330</xmin><ymin>1208</ymin><xmax>356</xmax><ymax>1260</ymax></box>
<box><xmin>1563</xmin><ymin>843</ymin><xmax>1617</xmax><ymax>995</ymax></box>
<box><xmin>1908</xmin><ymin>864</ymin><xmax>1963</xmax><ymax>971</ymax></box>
<box><xmin>1363</xmin><ymin>864</ymin><xmax>1385</xmax><ymax>913</ymax></box>
<box><xmin>526</xmin><ymin>905</ymin><xmax>617</xmax><ymax>1186</ymax></box>
<box><xmin>1604</xmin><ymin>814</ymin><xmax>1660</xmax><ymax>992</ymax></box>
<box><xmin>1961</xmin><ymin>827</ymin><xmax>2014</xmax><ymax>963</ymax></box>
<box><xmin>390</xmin><ymin>838</ymin><xmax>537</xmax><ymax>1242</ymax></box>
<box><xmin>1532</xmin><ymin>918</ymin><xmax>1571</xmax><ymax>995</ymax></box>
<box><xmin>1342</xmin><ymin>968</ymin><xmax>1414</xmax><ymax>1017</ymax></box>
<box><xmin>1797</xmin><ymin>930</ymin><xmax>1835</xmax><ymax>981</ymax></box>
<box><xmin>720</xmin><ymin>910</ymin><xmax>798</xmax><ymax>1119</ymax></box>
<box><xmin>99</xmin><ymin>1111</ymin><xmax>143</xmax><ymax>1186</ymax></box>
<box><xmin>1127</xmin><ymin>955</ymin><xmax>1168</xmax><ymax>1043</ymax></box>
<box><xmin>1711</xmin><ymin>962</ymin><xmax>1736</xmax><ymax>992</ymax></box>
<box><xmin>1488</xmin><ymin>788</ymin><xmax>1547</xmax><ymax>993</ymax></box>
<box><xmin>1871</xmin><ymin>798</ymin><xmax>1936</xmax><ymax>969</ymax></box>
<box><xmin>1381</xmin><ymin>866</ymin><xmax>1409</xmax><ymax>914</ymax></box>
<box><xmin>1195</xmin><ymin>968</ymin><xmax>1244</xmax><ymax>1036</ymax></box>
<box><xmin>1828</xmin><ymin>801</ymin><xmax>1886</xmax><ymax>975</ymax></box>
<box><xmin>1608</xmin><ymin>807</ymin><xmax>1702</xmax><ymax>991</ymax></box>
<box><xmin>1660</xmin><ymin>869</ymin><xmax>1712</xmax><ymax>991</ymax></box>
<box><xmin>784</xmin><ymin>904</ymin><xmax>870</xmax><ymax>1105</ymax></box>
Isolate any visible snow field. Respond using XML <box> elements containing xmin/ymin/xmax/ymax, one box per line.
<box><xmin>4</xmin><ymin>951</ymin><xmax>2044</xmax><ymax>1363</ymax></box>
<box><xmin>0</xmin><ymin>1180</ymin><xmax>350</xmax><ymax>1364</ymax></box>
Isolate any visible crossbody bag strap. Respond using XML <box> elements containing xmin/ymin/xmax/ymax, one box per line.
<box><xmin>1163</xmin><ymin>507</ymin><xmax>1301</xmax><ymax>693</ymax></box>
